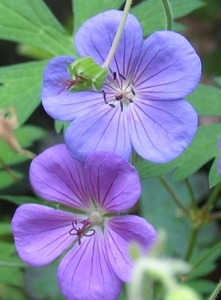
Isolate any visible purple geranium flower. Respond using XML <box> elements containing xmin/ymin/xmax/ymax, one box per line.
<box><xmin>41</xmin><ymin>10</ymin><xmax>201</xmax><ymax>163</ymax></box>
<box><xmin>11</xmin><ymin>144</ymin><xmax>156</xmax><ymax>300</ymax></box>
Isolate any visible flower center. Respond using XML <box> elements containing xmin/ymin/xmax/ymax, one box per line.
<box><xmin>69</xmin><ymin>211</ymin><xmax>103</xmax><ymax>245</ymax></box>
<box><xmin>101</xmin><ymin>71</ymin><xmax>135</xmax><ymax>111</ymax></box>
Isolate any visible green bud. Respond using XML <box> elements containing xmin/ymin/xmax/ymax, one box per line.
<box><xmin>66</xmin><ymin>57</ymin><xmax>108</xmax><ymax>92</ymax></box>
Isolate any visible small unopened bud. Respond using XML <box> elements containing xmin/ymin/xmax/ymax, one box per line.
<box><xmin>166</xmin><ymin>285</ymin><xmax>202</xmax><ymax>300</ymax></box>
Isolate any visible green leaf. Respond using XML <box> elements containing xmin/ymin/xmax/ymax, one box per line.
<box><xmin>72</xmin><ymin>0</ymin><xmax>125</xmax><ymax>34</ymax></box>
<box><xmin>209</xmin><ymin>157</ymin><xmax>221</xmax><ymax>188</ymax></box>
<box><xmin>137</xmin><ymin>124</ymin><xmax>221</xmax><ymax>185</ymax></box>
<box><xmin>186</xmin><ymin>84</ymin><xmax>221</xmax><ymax>116</ymax></box>
<box><xmin>0</xmin><ymin>170</ymin><xmax>23</xmax><ymax>190</ymax></box>
<box><xmin>131</xmin><ymin>0</ymin><xmax>205</xmax><ymax>36</ymax></box>
<box><xmin>0</xmin><ymin>0</ymin><xmax>74</xmax><ymax>56</ymax></box>
<box><xmin>0</xmin><ymin>61</ymin><xmax>47</xmax><ymax>124</ymax></box>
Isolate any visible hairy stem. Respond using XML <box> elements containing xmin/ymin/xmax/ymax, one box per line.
<box><xmin>208</xmin><ymin>278</ymin><xmax>221</xmax><ymax>300</ymax></box>
<box><xmin>185</xmin><ymin>178</ymin><xmax>197</xmax><ymax>209</ymax></box>
<box><xmin>102</xmin><ymin>0</ymin><xmax>133</xmax><ymax>68</ymax></box>
<box><xmin>161</xmin><ymin>0</ymin><xmax>173</xmax><ymax>30</ymax></box>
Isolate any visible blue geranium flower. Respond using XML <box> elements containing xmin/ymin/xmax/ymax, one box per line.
<box><xmin>41</xmin><ymin>10</ymin><xmax>201</xmax><ymax>163</ymax></box>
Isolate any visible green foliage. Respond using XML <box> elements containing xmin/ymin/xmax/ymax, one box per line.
<box><xmin>23</xmin><ymin>265</ymin><xmax>65</xmax><ymax>300</ymax></box>
<box><xmin>187</xmin><ymin>84</ymin><xmax>221</xmax><ymax>115</ymax></box>
<box><xmin>0</xmin><ymin>0</ymin><xmax>74</xmax><ymax>56</ymax></box>
<box><xmin>137</xmin><ymin>124</ymin><xmax>221</xmax><ymax>187</ymax></box>
<box><xmin>0</xmin><ymin>61</ymin><xmax>47</xmax><ymax>125</ymax></box>
<box><xmin>72</xmin><ymin>0</ymin><xmax>125</xmax><ymax>34</ymax></box>
<box><xmin>131</xmin><ymin>0</ymin><xmax>205</xmax><ymax>35</ymax></box>
<box><xmin>140</xmin><ymin>172</ymin><xmax>211</xmax><ymax>256</ymax></box>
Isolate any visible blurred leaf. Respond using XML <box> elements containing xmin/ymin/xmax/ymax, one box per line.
<box><xmin>0</xmin><ymin>242</ymin><xmax>26</xmax><ymax>287</ymax></box>
<box><xmin>187</xmin><ymin>280</ymin><xmax>216</xmax><ymax>296</ymax></box>
<box><xmin>17</xmin><ymin>44</ymin><xmax>54</xmax><ymax>60</ymax></box>
<box><xmin>72</xmin><ymin>0</ymin><xmax>125</xmax><ymax>34</ymax></box>
<box><xmin>0</xmin><ymin>170</ymin><xmax>23</xmax><ymax>189</ymax></box>
<box><xmin>187</xmin><ymin>84</ymin><xmax>221</xmax><ymax>116</ymax></box>
<box><xmin>188</xmin><ymin>247</ymin><xmax>221</xmax><ymax>280</ymax></box>
<box><xmin>0</xmin><ymin>61</ymin><xmax>47</xmax><ymax>125</ymax></box>
<box><xmin>24</xmin><ymin>265</ymin><xmax>65</xmax><ymax>300</ymax></box>
<box><xmin>215</xmin><ymin>76</ymin><xmax>221</xmax><ymax>86</ymax></box>
<box><xmin>0</xmin><ymin>223</ymin><xmax>12</xmax><ymax>236</ymax></box>
<box><xmin>131</xmin><ymin>0</ymin><xmax>205</xmax><ymax>36</ymax></box>
<box><xmin>0</xmin><ymin>0</ymin><xmax>74</xmax><ymax>56</ymax></box>
<box><xmin>140</xmin><ymin>173</ymin><xmax>189</xmax><ymax>255</ymax></box>
<box><xmin>209</xmin><ymin>157</ymin><xmax>221</xmax><ymax>187</ymax></box>
<box><xmin>0</xmin><ymin>195</ymin><xmax>48</xmax><ymax>206</ymax></box>
<box><xmin>137</xmin><ymin>124</ymin><xmax>221</xmax><ymax>186</ymax></box>
<box><xmin>0</xmin><ymin>284</ymin><xmax>27</xmax><ymax>300</ymax></box>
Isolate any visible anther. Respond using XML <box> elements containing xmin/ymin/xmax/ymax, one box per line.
<box><xmin>102</xmin><ymin>90</ymin><xmax>108</xmax><ymax>104</ymax></box>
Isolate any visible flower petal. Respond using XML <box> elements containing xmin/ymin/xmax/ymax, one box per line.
<box><xmin>84</xmin><ymin>151</ymin><xmax>140</xmax><ymax>213</ymax></box>
<box><xmin>65</xmin><ymin>106</ymin><xmax>132</xmax><ymax>162</ymax></box>
<box><xmin>11</xmin><ymin>204</ymin><xmax>82</xmax><ymax>266</ymax></box>
<box><xmin>105</xmin><ymin>215</ymin><xmax>157</xmax><ymax>282</ymax></box>
<box><xmin>75</xmin><ymin>10</ymin><xmax>143</xmax><ymax>77</ymax></box>
<box><xmin>58</xmin><ymin>227</ymin><xmax>122</xmax><ymax>300</ymax></box>
<box><xmin>129</xmin><ymin>99</ymin><xmax>198</xmax><ymax>162</ymax></box>
<box><xmin>134</xmin><ymin>31</ymin><xmax>201</xmax><ymax>100</ymax></box>
<box><xmin>30</xmin><ymin>144</ymin><xmax>93</xmax><ymax>210</ymax></box>
<box><xmin>41</xmin><ymin>56</ymin><xmax>102</xmax><ymax>121</ymax></box>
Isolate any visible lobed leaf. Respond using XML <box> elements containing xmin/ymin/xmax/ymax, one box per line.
<box><xmin>137</xmin><ymin>124</ymin><xmax>221</xmax><ymax>186</ymax></box>
<box><xmin>0</xmin><ymin>61</ymin><xmax>47</xmax><ymax>125</ymax></box>
<box><xmin>0</xmin><ymin>0</ymin><xmax>74</xmax><ymax>56</ymax></box>
<box><xmin>72</xmin><ymin>0</ymin><xmax>125</xmax><ymax>34</ymax></box>
<box><xmin>187</xmin><ymin>84</ymin><xmax>221</xmax><ymax>116</ymax></box>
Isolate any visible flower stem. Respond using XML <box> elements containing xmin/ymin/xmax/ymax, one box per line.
<box><xmin>161</xmin><ymin>0</ymin><xmax>173</xmax><ymax>30</ymax></box>
<box><xmin>208</xmin><ymin>278</ymin><xmax>221</xmax><ymax>300</ymax></box>
<box><xmin>158</xmin><ymin>176</ymin><xmax>189</xmax><ymax>215</ymax></box>
<box><xmin>185</xmin><ymin>178</ymin><xmax>198</xmax><ymax>209</ymax></box>
<box><xmin>102</xmin><ymin>0</ymin><xmax>133</xmax><ymax>68</ymax></box>
<box><xmin>184</xmin><ymin>227</ymin><xmax>198</xmax><ymax>261</ymax></box>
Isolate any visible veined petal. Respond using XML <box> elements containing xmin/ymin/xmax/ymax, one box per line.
<box><xmin>129</xmin><ymin>99</ymin><xmax>198</xmax><ymax>163</ymax></box>
<box><xmin>105</xmin><ymin>215</ymin><xmax>157</xmax><ymax>282</ymax></box>
<box><xmin>11</xmin><ymin>204</ymin><xmax>82</xmax><ymax>266</ymax></box>
<box><xmin>65</xmin><ymin>106</ymin><xmax>132</xmax><ymax>162</ymax></box>
<box><xmin>58</xmin><ymin>227</ymin><xmax>122</xmax><ymax>300</ymax></box>
<box><xmin>134</xmin><ymin>31</ymin><xmax>201</xmax><ymax>100</ymax></box>
<box><xmin>84</xmin><ymin>151</ymin><xmax>140</xmax><ymax>213</ymax></box>
<box><xmin>30</xmin><ymin>144</ymin><xmax>93</xmax><ymax>210</ymax></box>
<box><xmin>75</xmin><ymin>10</ymin><xmax>143</xmax><ymax>77</ymax></box>
<box><xmin>41</xmin><ymin>56</ymin><xmax>102</xmax><ymax>121</ymax></box>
